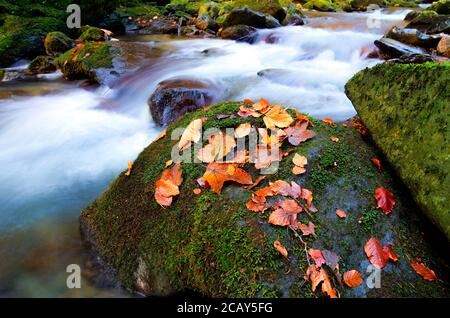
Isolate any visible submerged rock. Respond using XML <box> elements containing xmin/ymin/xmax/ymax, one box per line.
<box><xmin>80</xmin><ymin>102</ymin><xmax>449</xmax><ymax>298</ymax></box>
<box><xmin>148</xmin><ymin>78</ymin><xmax>216</xmax><ymax>126</ymax></box>
<box><xmin>346</xmin><ymin>62</ymin><xmax>450</xmax><ymax>240</ymax></box>
<box><xmin>44</xmin><ymin>32</ymin><xmax>75</xmax><ymax>57</ymax></box>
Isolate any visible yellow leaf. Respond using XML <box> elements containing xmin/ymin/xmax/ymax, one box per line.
<box><xmin>263</xmin><ymin>105</ymin><xmax>294</xmax><ymax>129</ymax></box>
<box><xmin>234</xmin><ymin>122</ymin><xmax>252</xmax><ymax>138</ymax></box>
<box><xmin>178</xmin><ymin>119</ymin><xmax>203</xmax><ymax>150</ymax></box>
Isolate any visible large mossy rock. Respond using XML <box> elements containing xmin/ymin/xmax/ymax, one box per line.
<box><xmin>27</xmin><ymin>55</ymin><xmax>57</xmax><ymax>74</ymax></box>
<box><xmin>406</xmin><ymin>11</ymin><xmax>450</xmax><ymax>34</ymax></box>
<box><xmin>303</xmin><ymin>0</ymin><xmax>337</xmax><ymax>12</ymax></box>
<box><xmin>80</xmin><ymin>102</ymin><xmax>449</xmax><ymax>297</ymax></box>
<box><xmin>430</xmin><ymin>0</ymin><xmax>450</xmax><ymax>15</ymax></box>
<box><xmin>44</xmin><ymin>32</ymin><xmax>75</xmax><ymax>57</ymax></box>
<box><xmin>345</xmin><ymin>62</ymin><xmax>450</xmax><ymax>240</ymax></box>
<box><xmin>54</xmin><ymin>42</ymin><xmax>116</xmax><ymax>83</ymax></box>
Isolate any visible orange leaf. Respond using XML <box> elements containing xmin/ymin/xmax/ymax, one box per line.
<box><xmin>279</xmin><ymin>199</ymin><xmax>302</xmax><ymax>214</ymax></box>
<box><xmin>383</xmin><ymin>245</ymin><xmax>398</xmax><ymax>262</ymax></box>
<box><xmin>253</xmin><ymin>98</ymin><xmax>271</xmax><ymax>113</ymax></box>
<box><xmin>197</xmin><ymin>132</ymin><xmax>236</xmax><ymax>163</ymax></box>
<box><xmin>301</xmin><ymin>188</ymin><xmax>313</xmax><ymax>206</ymax></box>
<box><xmin>375</xmin><ymin>187</ymin><xmax>395</xmax><ymax>215</ymax></box>
<box><xmin>293</xmin><ymin>153</ymin><xmax>307</xmax><ymax>167</ymax></box>
<box><xmin>336</xmin><ymin>209</ymin><xmax>347</xmax><ymax>218</ymax></box>
<box><xmin>410</xmin><ymin>262</ymin><xmax>437</xmax><ymax>281</ymax></box>
<box><xmin>154</xmin><ymin>163</ymin><xmax>183</xmax><ymax>207</ymax></box>
<box><xmin>274</xmin><ymin>239</ymin><xmax>288</xmax><ymax>258</ymax></box>
<box><xmin>309</xmin><ymin>249</ymin><xmax>326</xmax><ymax>267</ymax></box>
<box><xmin>296</xmin><ymin>112</ymin><xmax>313</xmax><ymax>126</ymax></box>
<box><xmin>165</xmin><ymin>159</ymin><xmax>173</xmax><ymax>167</ymax></box>
<box><xmin>322</xmin><ymin>118</ymin><xmax>335</xmax><ymax>125</ymax></box>
<box><xmin>234</xmin><ymin>122</ymin><xmax>252</xmax><ymax>138</ymax></box>
<box><xmin>246</xmin><ymin>196</ymin><xmax>269</xmax><ymax>212</ymax></box>
<box><xmin>244</xmin><ymin>175</ymin><xmax>265</xmax><ymax>190</ymax></box>
<box><xmin>284</xmin><ymin>121</ymin><xmax>316</xmax><ymax>146</ymax></box>
<box><xmin>371</xmin><ymin>158</ymin><xmax>382</xmax><ymax>172</ymax></box>
<box><xmin>268</xmin><ymin>208</ymin><xmax>296</xmax><ymax>227</ymax></box>
<box><xmin>193</xmin><ymin>188</ymin><xmax>201</xmax><ymax>195</ymax></box>
<box><xmin>343</xmin><ymin>270</ymin><xmax>363</xmax><ymax>288</ymax></box>
<box><xmin>125</xmin><ymin>162</ymin><xmax>133</xmax><ymax>176</ymax></box>
<box><xmin>364</xmin><ymin>237</ymin><xmax>388</xmax><ymax>269</ymax></box>
<box><xmin>263</xmin><ymin>104</ymin><xmax>294</xmax><ymax>129</ymax></box>
<box><xmin>320</xmin><ymin>268</ymin><xmax>338</xmax><ymax>298</ymax></box>
<box><xmin>297</xmin><ymin>221</ymin><xmax>316</xmax><ymax>236</ymax></box>
<box><xmin>254</xmin><ymin>186</ymin><xmax>274</xmax><ymax>198</ymax></box>
<box><xmin>153</xmin><ymin>129</ymin><xmax>167</xmax><ymax>142</ymax></box>
<box><xmin>199</xmin><ymin>162</ymin><xmax>252</xmax><ymax>194</ymax></box>
<box><xmin>243</xmin><ymin>98</ymin><xmax>254</xmax><ymax>104</ymax></box>
<box><xmin>178</xmin><ymin>118</ymin><xmax>203</xmax><ymax>150</ymax></box>
<box><xmin>330</xmin><ymin>136</ymin><xmax>339</xmax><ymax>143</ymax></box>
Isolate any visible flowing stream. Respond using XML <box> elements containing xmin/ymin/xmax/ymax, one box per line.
<box><xmin>0</xmin><ymin>9</ymin><xmax>411</xmax><ymax>297</ymax></box>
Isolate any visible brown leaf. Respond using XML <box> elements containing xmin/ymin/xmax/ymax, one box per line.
<box><xmin>274</xmin><ymin>239</ymin><xmax>288</xmax><ymax>258</ymax></box>
<box><xmin>320</xmin><ymin>268</ymin><xmax>338</xmax><ymax>298</ymax></box>
<box><xmin>154</xmin><ymin>163</ymin><xmax>183</xmax><ymax>207</ymax></box>
<box><xmin>343</xmin><ymin>270</ymin><xmax>363</xmax><ymax>288</ymax></box>
<box><xmin>322</xmin><ymin>250</ymin><xmax>340</xmax><ymax>271</ymax></box>
<box><xmin>125</xmin><ymin>162</ymin><xmax>133</xmax><ymax>176</ymax></box>
<box><xmin>268</xmin><ymin>208</ymin><xmax>296</xmax><ymax>227</ymax></box>
<box><xmin>234</xmin><ymin>122</ymin><xmax>252</xmax><ymax>138</ymax></box>
<box><xmin>292</xmin><ymin>153</ymin><xmax>308</xmax><ymax>175</ymax></box>
<box><xmin>197</xmin><ymin>132</ymin><xmax>236</xmax><ymax>163</ymax></box>
<box><xmin>309</xmin><ymin>249</ymin><xmax>326</xmax><ymax>267</ymax></box>
<box><xmin>375</xmin><ymin>187</ymin><xmax>395</xmax><ymax>215</ymax></box>
<box><xmin>263</xmin><ymin>105</ymin><xmax>294</xmax><ymax>129</ymax></box>
<box><xmin>330</xmin><ymin>136</ymin><xmax>339</xmax><ymax>143</ymax></box>
<box><xmin>199</xmin><ymin>162</ymin><xmax>252</xmax><ymax>194</ymax></box>
<box><xmin>284</xmin><ymin>122</ymin><xmax>316</xmax><ymax>146</ymax></box>
<box><xmin>178</xmin><ymin>118</ymin><xmax>203</xmax><ymax>150</ymax></box>
<box><xmin>297</xmin><ymin>221</ymin><xmax>316</xmax><ymax>236</ymax></box>
<box><xmin>410</xmin><ymin>262</ymin><xmax>437</xmax><ymax>281</ymax></box>
<box><xmin>364</xmin><ymin>237</ymin><xmax>388</xmax><ymax>269</ymax></box>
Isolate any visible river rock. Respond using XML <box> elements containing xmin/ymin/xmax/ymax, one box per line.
<box><xmin>221</xmin><ymin>8</ymin><xmax>280</xmax><ymax>29</ymax></box>
<box><xmin>348</xmin><ymin>0</ymin><xmax>384</xmax><ymax>11</ymax></box>
<box><xmin>148</xmin><ymin>78</ymin><xmax>215</xmax><ymax>126</ymax></box>
<box><xmin>430</xmin><ymin>0</ymin><xmax>450</xmax><ymax>14</ymax></box>
<box><xmin>437</xmin><ymin>35</ymin><xmax>450</xmax><ymax>57</ymax></box>
<box><xmin>219</xmin><ymin>25</ymin><xmax>258</xmax><ymax>43</ymax></box>
<box><xmin>385</xmin><ymin>27</ymin><xmax>441</xmax><ymax>49</ymax></box>
<box><xmin>282</xmin><ymin>13</ymin><xmax>305</xmax><ymax>26</ymax></box>
<box><xmin>44</xmin><ymin>32</ymin><xmax>75</xmax><ymax>57</ymax></box>
<box><xmin>374</xmin><ymin>38</ymin><xmax>429</xmax><ymax>59</ymax></box>
<box><xmin>195</xmin><ymin>13</ymin><xmax>219</xmax><ymax>31</ymax></box>
<box><xmin>406</xmin><ymin>11</ymin><xmax>450</xmax><ymax>34</ymax></box>
<box><xmin>404</xmin><ymin>11</ymin><xmax>420</xmax><ymax>21</ymax></box>
<box><xmin>27</xmin><ymin>56</ymin><xmax>57</xmax><ymax>74</ymax></box>
<box><xmin>80</xmin><ymin>102</ymin><xmax>450</xmax><ymax>297</ymax></box>
<box><xmin>303</xmin><ymin>0</ymin><xmax>337</xmax><ymax>12</ymax></box>
<box><xmin>99</xmin><ymin>13</ymin><xmax>126</xmax><ymax>36</ymax></box>
<box><xmin>345</xmin><ymin>62</ymin><xmax>450</xmax><ymax>240</ymax></box>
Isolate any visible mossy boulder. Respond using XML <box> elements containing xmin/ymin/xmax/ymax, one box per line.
<box><xmin>54</xmin><ymin>42</ymin><xmax>116</xmax><ymax>83</ymax></box>
<box><xmin>27</xmin><ymin>55</ymin><xmax>57</xmax><ymax>74</ymax></box>
<box><xmin>78</xmin><ymin>26</ymin><xmax>109</xmax><ymax>42</ymax></box>
<box><xmin>430</xmin><ymin>0</ymin><xmax>450</xmax><ymax>15</ymax></box>
<box><xmin>303</xmin><ymin>0</ymin><xmax>337</xmax><ymax>12</ymax></box>
<box><xmin>219</xmin><ymin>24</ymin><xmax>258</xmax><ymax>42</ymax></box>
<box><xmin>385</xmin><ymin>27</ymin><xmax>441</xmax><ymax>49</ymax></box>
<box><xmin>222</xmin><ymin>0</ymin><xmax>287</xmax><ymax>22</ymax></box>
<box><xmin>348</xmin><ymin>0</ymin><xmax>384</xmax><ymax>10</ymax></box>
<box><xmin>345</xmin><ymin>62</ymin><xmax>450</xmax><ymax>240</ymax></box>
<box><xmin>44</xmin><ymin>32</ymin><xmax>75</xmax><ymax>57</ymax></box>
<box><xmin>221</xmin><ymin>7</ymin><xmax>281</xmax><ymax>28</ymax></box>
<box><xmin>406</xmin><ymin>11</ymin><xmax>450</xmax><ymax>34</ymax></box>
<box><xmin>80</xmin><ymin>101</ymin><xmax>450</xmax><ymax>297</ymax></box>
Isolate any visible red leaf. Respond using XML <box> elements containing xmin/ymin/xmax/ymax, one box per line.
<box><xmin>364</xmin><ymin>237</ymin><xmax>388</xmax><ymax>269</ymax></box>
<box><xmin>322</xmin><ymin>118</ymin><xmax>335</xmax><ymax>125</ymax></box>
<box><xmin>383</xmin><ymin>245</ymin><xmax>398</xmax><ymax>262</ymax></box>
<box><xmin>274</xmin><ymin>239</ymin><xmax>288</xmax><ymax>258</ymax></box>
<box><xmin>309</xmin><ymin>249</ymin><xmax>326</xmax><ymax>267</ymax></box>
<box><xmin>411</xmin><ymin>263</ymin><xmax>437</xmax><ymax>281</ymax></box>
<box><xmin>336</xmin><ymin>209</ymin><xmax>347</xmax><ymax>218</ymax></box>
<box><xmin>371</xmin><ymin>158</ymin><xmax>383</xmax><ymax>172</ymax></box>
<box><xmin>375</xmin><ymin>187</ymin><xmax>395</xmax><ymax>214</ymax></box>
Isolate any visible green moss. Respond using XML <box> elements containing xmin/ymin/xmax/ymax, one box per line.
<box><xmin>115</xmin><ymin>4</ymin><xmax>164</xmax><ymax>18</ymax></box>
<box><xmin>430</xmin><ymin>0</ymin><xmax>450</xmax><ymax>14</ymax></box>
<box><xmin>28</xmin><ymin>55</ymin><xmax>56</xmax><ymax>74</ymax></box>
<box><xmin>44</xmin><ymin>31</ymin><xmax>74</xmax><ymax>57</ymax></box>
<box><xmin>78</xmin><ymin>26</ymin><xmax>106</xmax><ymax>42</ymax></box>
<box><xmin>0</xmin><ymin>68</ymin><xmax>4</xmax><ymax>81</ymax></box>
<box><xmin>346</xmin><ymin>62</ymin><xmax>450</xmax><ymax>240</ymax></box>
<box><xmin>303</xmin><ymin>0</ymin><xmax>337</xmax><ymax>11</ymax></box>
<box><xmin>54</xmin><ymin>42</ymin><xmax>115</xmax><ymax>82</ymax></box>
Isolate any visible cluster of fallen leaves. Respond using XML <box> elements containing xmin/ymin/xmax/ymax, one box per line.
<box><xmin>147</xmin><ymin>98</ymin><xmax>438</xmax><ymax>297</ymax></box>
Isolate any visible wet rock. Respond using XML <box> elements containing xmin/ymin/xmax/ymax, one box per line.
<box><xmin>404</xmin><ymin>11</ymin><xmax>420</xmax><ymax>21</ymax></box>
<box><xmin>44</xmin><ymin>32</ymin><xmax>75</xmax><ymax>57</ymax></box>
<box><xmin>195</xmin><ymin>13</ymin><xmax>219</xmax><ymax>31</ymax></box>
<box><xmin>385</xmin><ymin>27</ymin><xmax>441</xmax><ymax>49</ymax></box>
<box><xmin>80</xmin><ymin>101</ymin><xmax>450</xmax><ymax>297</ymax></box>
<box><xmin>54</xmin><ymin>42</ymin><xmax>117</xmax><ymax>84</ymax></box>
<box><xmin>430</xmin><ymin>0</ymin><xmax>450</xmax><ymax>14</ymax></box>
<box><xmin>27</xmin><ymin>56</ymin><xmax>56</xmax><ymax>74</ymax></box>
<box><xmin>437</xmin><ymin>35</ymin><xmax>450</xmax><ymax>57</ymax></box>
<box><xmin>219</xmin><ymin>25</ymin><xmax>258</xmax><ymax>43</ymax></box>
<box><xmin>99</xmin><ymin>14</ymin><xmax>126</xmax><ymax>36</ymax></box>
<box><xmin>144</xmin><ymin>18</ymin><xmax>179</xmax><ymax>35</ymax></box>
<box><xmin>346</xmin><ymin>62</ymin><xmax>450</xmax><ymax>240</ymax></box>
<box><xmin>391</xmin><ymin>53</ymin><xmax>435</xmax><ymax>63</ymax></box>
<box><xmin>221</xmin><ymin>8</ymin><xmax>280</xmax><ymax>29</ymax></box>
<box><xmin>374</xmin><ymin>38</ymin><xmax>428</xmax><ymax>59</ymax></box>
<box><xmin>0</xmin><ymin>69</ymin><xmax>4</xmax><ymax>81</ymax></box>
<box><xmin>282</xmin><ymin>13</ymin><xmax>305</xmax><ymax>26</ymax></box>
<box><xmin>148</xmin><ymin>78</ymin><xmax>215</xmax><ymax>126</ymax></box>
<box><xmin>406</xmin><ymin>11</ymin><xmax>450</xmax><ymax>34</ymax></box>
<box><xmin>348</xmin><ymin>0</ymin><xmax>385</xmax><ymax>11</ymax></box>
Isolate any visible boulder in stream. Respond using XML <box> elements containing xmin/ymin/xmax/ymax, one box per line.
<box><xmin>148</xmin><ymin>78</ymin><xmax>216</xmax><ymax>126</ymax></box>
<box><xmin>80</xmin><ymin>102</ymin><xmax>450</xmax><ymax>297</ymax></box>
<box><xmin>221</xmin><ymin>7</ymin><xmax>281</xmax><ymax>29</ymax></box>
<box><xmin>44</xmin><ymin>32</ymin><xmax>75</xmax><ymax>57</ymax></box>
<box><xmin>406</xmin><ymin>11</ymin><xmax>450</xmax><ymax>34</ymax></box>
<box><xmin>346</xmin><ymin>62</ymin><xmax>450</xmax><ymax>240</ymax></box>
<box><xmin>374</xmin><ymin>38</ymin><xmax>431</xmax><ymax>60</ymax></box>
<box><xmin>385</xmin><ymin>27</ymin><xmax>441</xmax><ymax>49</ymax></box>
<box><xmin>219</xmin><ymin>25</ymin><xmax>258</xmax><ymax>43</ymax></box>
<box><xmin>430</xmin><ymin>0</ymin><xmax>450</xmax><ymax>15</ymax></box>
<box><xmin>27</xmin><ymin>56</ymin><xmax>57</xmax><ymax>74</ymax></box>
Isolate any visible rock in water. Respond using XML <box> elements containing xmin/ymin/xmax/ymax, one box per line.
<box><xmin>80</xmin><ymin>102</ymin><xmax>450</xmax><ymax>298</ymax></box>
<box><xmin>374</xmin><ymin>38</ymin><xmax>430</xmax><ymax>59</ymax></box>
<box><xmin>28</xmin><ymin>56</ymin><xmax>56</xmax><ymax>74</ymax></box>
<box><xmin>346</xmin><ymin>62</ymin><xmax>450</xmax><ymax>240</ymax></box>
<box><xmin>148</xmin><ymin>78</ymin><xmax>216</xmax><ymax>126</ymax></box>
<box><xmin>385</xmin><ymin>27</ymin><xmax>441</xmax><ymax>49</ymax></box>
<box><xmin>44</xmin><ymin>32</ymin><xmax>75</xmax><ymax>57</ymax></box>
<box><xmin>406</xmin><ymin>11</ymin><xmax>450</xmax><ymax>34</ymax></box>
<box><xmin>219</xmin><ymin>25</ymin><xmax>258</xmax><ymax>43</ymax></box>
<box><xmin>221</xmin><ymin>8</ymin><xmax>281</xmax><ymax>29</ymax></box>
